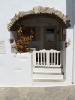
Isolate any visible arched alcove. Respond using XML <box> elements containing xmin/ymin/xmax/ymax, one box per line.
<box><xmin>8</xmin><ymin>6</ymin><xmax>71</xmax><ymax>52</ymax></box>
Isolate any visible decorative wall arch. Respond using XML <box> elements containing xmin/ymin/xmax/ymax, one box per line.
<box><xmin>7</xmin><ymin>6</ymin><xmax>71</xmax><ymax>31</ymax></box>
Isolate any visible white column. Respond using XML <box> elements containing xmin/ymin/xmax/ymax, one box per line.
<box><xmin>73</xmin><ymin>0</ymin><xmax>75</xmax><ymax>83</ymax></box>
<box><xmin>65</xmin><ymin>0</ymin><xmax>74</xmax><ymax>83</ymax></box>
<box><xmin>66</xmin><ymin>29</ymin><xmax>73</xmax><ymax>83</ymax></box>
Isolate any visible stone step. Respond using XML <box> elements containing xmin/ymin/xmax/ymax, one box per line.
<box><xmin>33</xmin><ymin>79</ymin><xmax>64</xmax><ymax>82</ymax></box>
<box><xmin>33</xmin><ymin>72</ymin><xmax>63</xmax><ymax>75</ymax></box>
<box><xmin>33</xmin><ymin>74</ymin><xmax>63</xmax><ymax>80</ymax></box>
<box><xmin>33</xmin><ymin>67</ymin><xmax>62</xmax><ymax>74</ymax></box>
<box><xmin>32</xmin><ymin>81</ymin><xmax>67</xmax><ymax>87</ymax></box>
<box><xmin>35</xmin><ymin>65</ymin><xmax>61</xmax><ymax>68</ymax></box>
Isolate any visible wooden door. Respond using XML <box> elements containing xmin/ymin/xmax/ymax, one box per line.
<box><xmin>43</xmin><ymin>26</ymin><xmax>57</xmax><ymax>50</ymax></box>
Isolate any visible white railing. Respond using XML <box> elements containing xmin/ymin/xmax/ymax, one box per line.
<box><xmin>33</xmin><ymin>49</ymin><xmax>61</xmax><ymax>67</ymax></box>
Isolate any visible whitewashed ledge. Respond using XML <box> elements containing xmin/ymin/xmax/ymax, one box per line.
<box><xmin>12</xmin><ymin>47</ymin><xmax>36</xmax><ymax>54</ymax></box>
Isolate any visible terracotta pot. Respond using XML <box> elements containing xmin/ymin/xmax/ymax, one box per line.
<box><xmin>17</xmin><ymin>45</ymin><xmax>27</xmax><ymax>53</ymax></box>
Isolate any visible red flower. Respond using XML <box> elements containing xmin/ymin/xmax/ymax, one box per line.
<box><xmin>22</xmin><ymin>25</ymin><xmax>26</xmax><ymax>28</ymax></box>
<box><xmin>16</xmin><ymin>40</ymin><xmax>18</xmax><ymax>43</ymax></box>
<box><xmin>31</xmin><ymin>30</ymin><xmax>34</xmax><ymax>34</ymax></box>
<box><xmin>24</xmin><ymin>36</ymin><xmax>26</xmax><ymax>38</ymax></box>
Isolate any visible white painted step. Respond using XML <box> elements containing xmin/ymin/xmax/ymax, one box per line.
<box><xmin>35</xmin><ymin>65</ymin><xmax>61</xmax><ymax>67</ymax></box>
<box><xmin>33</xmin><ymin>74</ymin><xmax>63</xmax><ymax>80</ymax></box>
<box><xmin>33</xmin><ymin>79</ymin><xmax>64</xmax><ymax>82</ymax></box>
<box><xmin>33</xmin><ymin>67</ymin><xmax>62</xmax><ymax>74</ymax></box>
<box><xmin>32</xmin><ymin>81</ymin><xmax>68</xmax><ymax>87</ymax></box>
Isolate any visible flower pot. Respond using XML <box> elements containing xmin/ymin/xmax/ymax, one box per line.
<box><xmin>17</xmin><ymin>45</ymin><xmax>27</xmax><ymax>53</ymax></box>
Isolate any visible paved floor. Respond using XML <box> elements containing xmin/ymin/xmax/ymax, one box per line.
<box><xmin>0</xmin><ymin>85</ymin><xmax>75</xmax><ymax>100</ymax></box>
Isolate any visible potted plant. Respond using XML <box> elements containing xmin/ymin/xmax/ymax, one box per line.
<box><xmin>13</xmin><ymin>25</ymin><xmax>34</xmax><ymax>53</ymax></box>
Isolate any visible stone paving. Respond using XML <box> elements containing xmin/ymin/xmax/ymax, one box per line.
<box><xmin>0</xmin><ymin>85</ymin><xmax>75</xmax><ymax>100</ymax></box>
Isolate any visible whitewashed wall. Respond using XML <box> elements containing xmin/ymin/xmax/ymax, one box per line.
<box><xmin>0</xmin><ymin>0</ymin><xmax>74</xmax><ymax>86</ymax></box>
<box><xmin>65</xmin><ymin>0</ymin><xmax>74</xmax><ymax>84</ymax></box>
<box><xmin>73</xmin><ymin>0</ymin><xmax>75</xmax><ymax>84</ymax></box>
<box><xmin>0</xmin><ymin>53</ymin><xmax>32</xmax><ymax>87</ymax></box>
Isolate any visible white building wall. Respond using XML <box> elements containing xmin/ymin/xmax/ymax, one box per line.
<box><xmin>0</xmin><ymin>0</ymin><xmax>74</xmax><ymax>86</ymax></box>
<box><xmin>65</xmin><ymin>0</ymin><xmax>74</xmax><ymax>83</ymax></box>
<box><xmin>0</xmin><ymin>53</ymin><xmax>32</xmax><ymax>87</ymax></box>
<box><xmin>73</xmin><ymin>0</ymin><xmax>75</xmax><ymax>84</ymax></box>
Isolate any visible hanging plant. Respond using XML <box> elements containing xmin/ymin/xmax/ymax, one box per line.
<box><xmin>13</xmin><ymin>25</ymin><xmax>34</xmax><ymax>53</ymax></box>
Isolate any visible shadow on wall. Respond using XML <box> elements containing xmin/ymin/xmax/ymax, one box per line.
<box><xmin>66</xmin><ymin>0</ymin><xmax>74</xmax><ymax>29</ymax></box>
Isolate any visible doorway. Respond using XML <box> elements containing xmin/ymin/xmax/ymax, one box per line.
<box><xmin>43</xmin><ymin>26</ymin><xmax>57</xmax><ymax>50</ymax></box>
